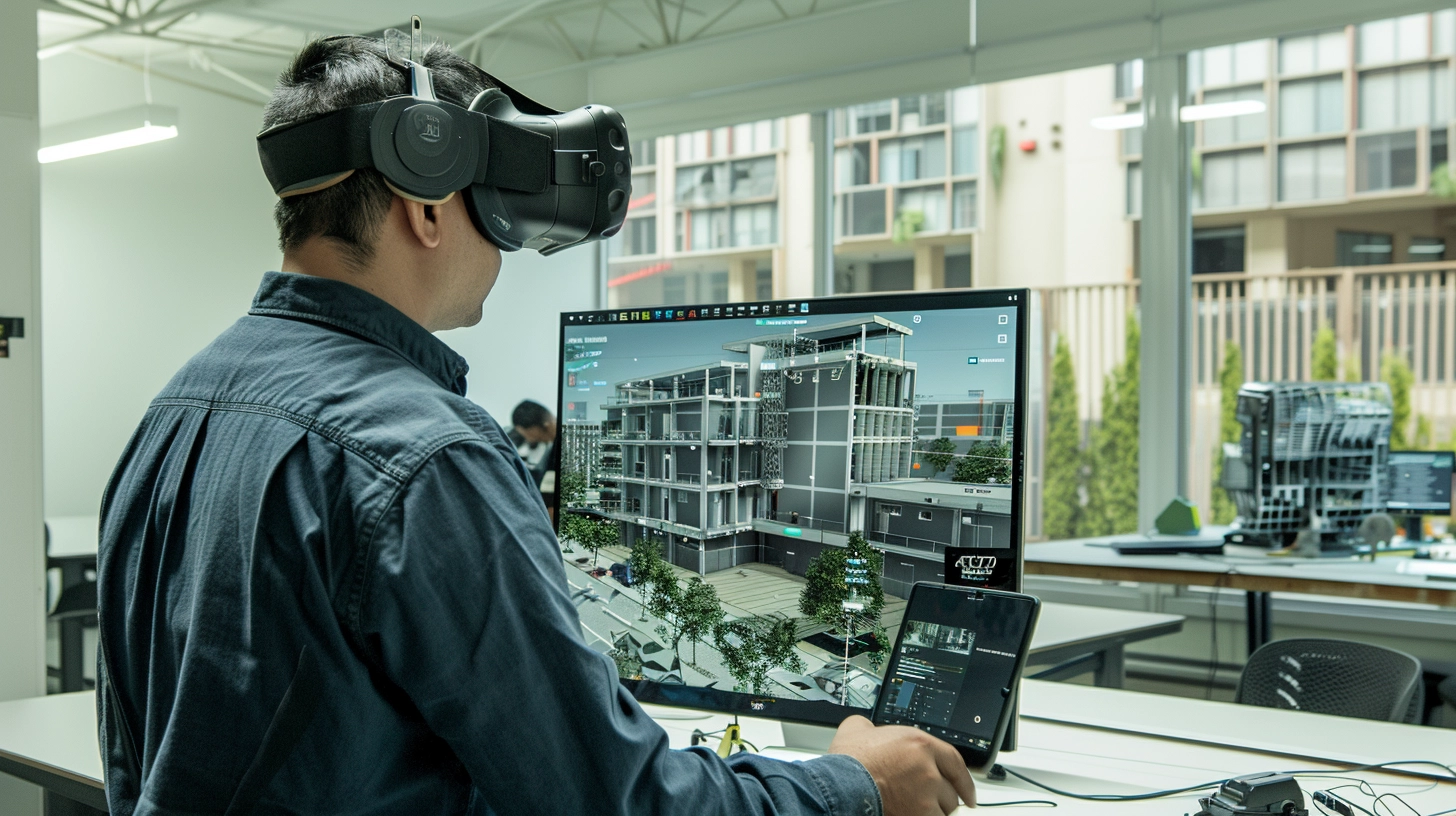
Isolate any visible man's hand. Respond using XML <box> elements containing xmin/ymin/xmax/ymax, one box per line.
<box><xmin>828</xmin><ymin>715</ymin><xmax>976</xmax><ymax>815</ymax></box>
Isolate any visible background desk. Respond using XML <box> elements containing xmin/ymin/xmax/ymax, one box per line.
<box><xmin>1026</xmin><ymin>602</ymin><xmax>1183</xmax><ymax>687</ymax></box>
<box><xmin>1028</xmin><ymin>533</ymin><xmax>1456</xmax><ymax>653</ymax></box>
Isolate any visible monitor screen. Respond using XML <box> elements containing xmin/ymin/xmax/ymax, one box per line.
<box><xmin>1388</xmin><ymin>451</ymin><xmax>1455</xmax><ymax>514</ymax></box>
<box><xmin>552</xmin><ymin>289</ymin><xmax>1028</xmax><ymax>726</ymax></box>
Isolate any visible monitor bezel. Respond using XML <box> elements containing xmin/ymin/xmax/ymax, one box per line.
<box><xmin>552</xmin><ymin>286</ymin><xmax>1030</xmax><ymax>728</ymax></box>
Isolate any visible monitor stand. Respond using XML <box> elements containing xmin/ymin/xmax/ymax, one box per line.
<box><xmin>780</xmin><ymin>721</ymin><xmax>836</xmax><ymax>754</ymax></box>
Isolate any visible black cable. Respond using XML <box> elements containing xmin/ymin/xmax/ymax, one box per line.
<box><xmin>1372</xmin><ymin>792</ymin><xmax>1422</xmax><ymax>816</ymax></box>
<box><xmin>978</xmin><ymin>799</ymin><xmax>1057</xmax><ymax>808</ymax></box>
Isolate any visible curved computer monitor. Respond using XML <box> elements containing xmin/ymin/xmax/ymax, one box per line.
<box><xmin>552</xmin><ymin>288</ymin><xmax>1029</xmax><ymax>727</ymax></box>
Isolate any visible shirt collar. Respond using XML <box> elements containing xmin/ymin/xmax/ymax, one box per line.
<box><xmin>249</xmin><ymin>271</ymin><xmax>469</xmax><ymax>395</ymax></box>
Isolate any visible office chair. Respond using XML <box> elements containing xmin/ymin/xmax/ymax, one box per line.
<box><xmin>1433</xmin><ymin>675</ymin><xmax>1456</xmax><ymax>729</ymax></box>
<box><xmin>1235</xmin><ymin>638</ymin><xmax>1423</xmax><ymax>724</ymax></box>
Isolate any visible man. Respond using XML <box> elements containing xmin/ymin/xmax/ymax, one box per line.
<box><xmin>96</xmin><ymin>34</ymin><xmax>976</xmax><ymax>816</ymax></box>
<box><xmin>507</xmin><ymin>399</ymin><xmax>556</xmax><ymax>489</ymax></box>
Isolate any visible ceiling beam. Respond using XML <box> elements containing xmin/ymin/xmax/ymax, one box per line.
<box><xmin>38</xmin><ymin>0</ymin><xmax>229</xmax><ymax>57</ymax></box>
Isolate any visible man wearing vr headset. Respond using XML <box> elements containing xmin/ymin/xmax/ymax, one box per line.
<box><xmin>95</xmin><ymin>31</ymin><xmax>976</xmax><ymax>816</ymax></box>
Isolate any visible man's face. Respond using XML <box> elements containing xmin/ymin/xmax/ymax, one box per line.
<box><xmin>519</xmin><ymin>420</ymin><xmax>556</xmax><ymax>445</ymax></box>
<box><xmin>433</xmin><ymin>194</ymin><xmax>502</xmax><ymax>331</ymax></box>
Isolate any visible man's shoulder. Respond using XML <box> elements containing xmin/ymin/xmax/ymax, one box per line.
<box><xmin>153</xmin><ymin>315</ymin><xmax>511</xmax><ymax>479</ymax></box>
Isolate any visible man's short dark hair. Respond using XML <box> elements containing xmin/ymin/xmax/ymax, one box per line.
<box><xmin>512</xmin><ymin>400</ymin><xmax>553</xmax><ymax>430</ymax></box>
<box><xmin>262</xmin><ymin>36</ymin><xmax>495</xmax><ymax>269</ymax></box>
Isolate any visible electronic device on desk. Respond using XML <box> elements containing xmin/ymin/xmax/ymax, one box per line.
<box><xmin>870</xmin><ymin>584</ymin><xmax>1039</xmax><ymax>770</ymax></box>
<box><xmin>1112</xmin><ymin>498</ymin><xmax>1226</xmax><ymax>555</ymax></box>
<box><xmin>1387</xmin><ymin>450</ymin><xmax>1454</xmax><ymax>542</ymax></box>
<box><xmin>551</xmin><ymin>289</ymin><xmax>1030</xmax><ymax>752</ymax></box>
<box><xmin>1192</xmin><ymin>772</ymin><xmax>1307</xmax><ymax>816</ymax></box>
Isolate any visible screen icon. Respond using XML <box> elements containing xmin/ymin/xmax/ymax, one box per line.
<box><xmin>967</xmin><ymin>356</ymin><xmax>979</xmax><ymax>365</ymax></box>
<box><xmin>800</xmin><ymin>302</ymin><xmax>809</xmax><ymax>313</ymax></box>
<box><xmin>998</xmin><ymin>314</ymin><xmax>1009</xmax><ymax>325</ymax></box>
<box><xmin>998</xmin><ymin>334</ymin><xmax>1008</xmax><ymax>344</ymax></box>
<box><xmin>788</xmin><ymin>303</ymin><xmax>798</xmax><ymax>313</ymax></box>
<box><xmin>608</xmin><ymin>313</ymin><xmax>617</xmax><ymax>321</ymax></box>
<box><xmin>654</xmin><ymin>310</ymin><xmax>662</xmax><ymax>320</ymax></box>
<box><xmin>676</xmin><ymin>310</ymin><xmax>685</xmax><ymax>319</ymax></box>
<box><xmin>620</xmin><ymin>312</ymin><xmax>629</xmax><ymax>321</ymax></box>
<box><xmin>688</xmin><ymin>310</ymin><xmax>697</xmax><ymax>319</ymax></box>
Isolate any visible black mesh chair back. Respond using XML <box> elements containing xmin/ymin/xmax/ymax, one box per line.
<box><xmin>1235</xmin><ymin>638</ymin><xmax>1423</xmax><ymax>724</ymax></box>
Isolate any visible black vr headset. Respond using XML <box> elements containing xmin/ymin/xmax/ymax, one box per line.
<box><xmin>256</xmin><ymin>18</ymin><xmax>631</xmax><ymax>256</ymax></box>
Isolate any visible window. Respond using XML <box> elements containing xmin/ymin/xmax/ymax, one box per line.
<box><xmin>730</xmin><ymin>156</ymin><xmax>777</xmax><ymax>200</ymax></box>
<box><xmin>1438</xmin><ymin>9</ymin><xmax>1456</xmax><ymax>56</ymax></box>
<box><xmin>1359</xmin><ymin>65</ymin><xmax>1453</xmax><ymax>130</ymax></box>
<box><xmin>612</xmin><ymin>217</ymin><xmax>657</xmax><ymax>257</ymax></box>
<box><xmin>837</xmin><ymin>143</ymin><xmax>872</xmax><ymax>187</ymax></box>
<box><xmin>1355</xmin><ymin>131</ymin><xmax>1418</xmax><ymax>191</ymax></box>
<box><xmin>842</xmin><ymin>99</ymin><xmax>893</xmax><ymax>136</ymax></box>
<box><xmin>1435</xmin><ymin>127</ymin><xmax>1450</xmax><ymax>171</ymax></box>
<box><xmin>1279</xmin><ymin>76</ymin><xmax>1344</xmax><ymax>137</ymax></box>
<box><xmin>1202</xmin><ymin>86</ymin><xmax>1266</xmax><ymax>146</ymax></box>
<box><xmin>1280</xmin><ymin>30</ymin><xmax>1347</xmax><ymax>75</ymax></box>
<box><xmin>1115</xmin><ymin>59</ymin><xmax>1143</xmax><ymax>100</ymax></box>
<box><xmin>1336</xmin><ymin>231</ymin><xmax>1393</xmax><ymax>265</ymax></box>
<box><xmin>883</xmin><ymin>503</ymin><xmax>903</xmax><ymax>516</ymax></box>
<box><xmin>898</xmin><ymin>93</ymin><xmax>947</xmax><ymax>130</ymax></box>
<box><xmin>838</xmin><ymin>189</ymin><xmax>888</xmax><ymax>236</ymax></box>
<box><xmin>1198</xmin><ymin>149</ymin><xmax>1266</xmax><ymax>209</ymax></box>
<box><xmin>730</xmin><ymin>119</ymin><xmax>779</xmax><ymax>155</ymax></box>
<box><xmin>952</xmin><ymin>181</ymin><xmax>977</xmax><ymax>229</ymax></box>
<box><xmin>951</xmin><ymin>87</ymin><xmax>980</xmax><ymax>125</ymax></box>
<box><xmin>1279</xmin><ymin>141</ymin><xmax>1346</xmax><ymax>201</ymax></box>
<box><xmin>1122</xmin><ymin>103</ymin><xmax>1143</xmax><ymax>157</ymax></box>
<box><xmin>1358</xmin><ymin>14</ymin><xmax>1430</xmax><ymax>65</ymax></box>
<box><xmin>945</xmin><ymin>252</ymin><xmax>971</xmax><ymax>287</ymax></box>
<box><xmin>630</xmin><ymin>138</ymin><xmax>657</xmax><ymax>167</ymax></box>
<box><xmin>1411</xmin><ymin>236</ymin><xmax>1447</xmax><ymax>261</ymax></box>
<box><xmin>679</xmin><ymin>208</ymin><xmax>730</xmax><ymax>251</ymax></box>
<box><xmin>918</xmin><ymin>510</ymin><xmax>934</xmax><ymax>522</ymax></box>
<box><xmin>1126</xmin><ymin>162</ymin><xmax>1142</xmax><ymax>217</ymax></box>
<box><xmin>870</xmin><ymin>260</ymin><xmax>914</xmax><ymax>292</ymax></box>
<box><xmin>754</xmin><ymin>264</ymin><xmax>772</xmax><ymax>300</ymax></box>
<box><xmin>677</xmin><ymin>163</ymin><xmax>727</xmax><ymax>206</ymax></box>
<box><xmin>895</xmin><ymin>185</ymin><xmax>947</xmax><ymax>233</ymax></box>
<box><xmin>879</xmin><ymin>134</ymin><xmax>947</xmax><ymax>183</ymax></box>
<box><xmin>731</xmin><ymin>203</ymin><xmax>777</xmax><ymax>247</ymax></box>
<box><xmin>1197</xmin><ymin>40</ymin><xmax>1268</xmax><ymax>87</ymax></box>
<box><xmin>1193</xmin><ymin>227</ymin><xmax>1246</xmax><ymax>273</ymax></box>
<box><xmin>952</xmin><ymin>124</ymin><xmax>979</xmax><ymax>175</ymax></box>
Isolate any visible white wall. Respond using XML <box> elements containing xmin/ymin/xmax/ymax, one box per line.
<box><xmin>40</xmin><ymin>53</ymin><xmax>597</xmax><ymax>517</ymax></box>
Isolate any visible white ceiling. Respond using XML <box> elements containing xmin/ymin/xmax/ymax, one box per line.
<box><xmin>36</xmin><ymin>0</ymin><xmax>1456</xmax><ymax>136</ymax></box>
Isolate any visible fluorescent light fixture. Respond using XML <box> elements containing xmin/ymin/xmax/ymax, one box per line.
<box><xmin>1410</xmin><ymin>244</ymin><xmax>1446</xmax><ymax>254</ymax></box>
<box><xmin>1091</xmin><ymin>112</ymin><xmax>1145</xmax><ymax>130</ymax></box>
<box><xmin>1178</xmin><ymin>99</ymin><xmax>1267</xmax><ymax>122</ymax></box>
<box><xmin>1090</xmin><ymin>100</ymin><xmax>1267</xmax><ymax>130</ymax></box>
<box><xmin>1351</xmin><ymin>244</ymin><xmax>1393</xmax><ymax>254</ymax></box>
<box><xmin>38</xmin><ymin>105</ymin><xmax>178</xmax><ymax>164</ymax></box>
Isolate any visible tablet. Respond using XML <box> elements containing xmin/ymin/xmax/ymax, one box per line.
<box><xmin>870</xmin><ymin>583</ymin><xmax>1040</xmax><ymax>770</ymax></box>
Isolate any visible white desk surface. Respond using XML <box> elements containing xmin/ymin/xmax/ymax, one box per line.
<box><xmin>46</xmin><ymin>516</ymin><xmax>99</xmax><ymax>560</ymax></box>
<box><xmin>7</xmin><ymin>681</ymin><xmax>1452</xmax><ymax>814</ymax></box>
<box><xmin>1031</xmin><ymin>602</ymin><xmax>1182</xmax><ymax>656</ymax></box>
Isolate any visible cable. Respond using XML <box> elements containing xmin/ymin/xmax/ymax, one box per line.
<box><xmin>977</xmin><ymin>799</ymin><xmax>1057</xmax><ymax>808</ymax></box>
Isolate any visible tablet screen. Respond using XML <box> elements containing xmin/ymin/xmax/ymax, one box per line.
<box><xmin>872</xmin><ymin>585</ymin><xmax>1038</xmax><ymax>763</ymax></box>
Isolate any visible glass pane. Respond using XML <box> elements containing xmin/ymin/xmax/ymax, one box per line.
<box><xmin>1193</xmin><ymin>227</ymin><xmax>1246</xmax><ymax>273</ymax></box>
<box><xmin>1358</xmin><ymin>70</ymin><xmax>1397</xmax><ymax>130</ymax></box>
<box><xmin>676</xmin><ymin>163</ymin><xmax>728</xmax><ymax>205</ymax></box>
<box><xmin>1115</xmin><ymin>59</ymin><xmax>1144</xmax><ymax>99</ymax></box>
<box><xmin>1316</xmin><ymin>76</ymin><xmax>1345</xmax><ymax>133</ymax></box>
<box><xmin>1316</xmin><ymin>30</ymin><xmax>1346</xmax><ymax>72</ymax></box>
<box><xmin>1203</xmin><ymin>45</ymin><xmax>1234</xmax><ymax>86</ymax></box>
<box><xmin>1358</xmin><ymin>18</ymin><xmax>1396</xmax><ymax>65</ymax></box>
<box><xmin>952</xmin><ymin>181</ymin><xmax>977</xmax><ymax>228</ymax></box>
<box><xmin>1279</xmin><ymin>80</ymin><xmax>1316</xmax><ymax>137</ymax></box>
<box><xmin>731</xmin><ymin>203</ymin><xmax>777</xmax><ymax>247</ymax></box>
<box><xmin>895</xmin><ymin>185</ymin><xmax>946</xmax><ymax>232</ymax></box>
<box><xmin>924</xmin><ymin>92</ymin><xmax>947</xmax><ymax>126</ymax></box>
<box><xmin>951</xmin><ymin>86</ymin><xmax>979</xmax><ymax>124</ymax></box>
<box><xmin>730</xmin><ymin>156</ymin><xmax>776</xmax><ymax>200</ymax></box>
<box><xmin>952</xmin><ymin>125</ymin><xmax>979</xmax><ymax>175</ymax></box>
<box><xmin>1317</xmin><ymin>141</ymin><xmax>1346</xmax><ymax>198</ymax></box>
<box><xmin>1411</xmin><ymin>235</ymin><xmax>1447</xmax><ymax>260</ymax></box>
<box><xmin>1280</xmin><ymin>35</ymin><xmax>1315</xmax><ymax>76</ymax></box>
<box><xmin>1122</xmin><ymin>103</ymin><xmax>1142</xmax><ymax>156</ymax></box>
<box><xmin>879</xmin><ymin>134</ymin><xmax>947</xmax><ymax>183</ymax></box>
<box><xmin>898</xmin><ymin>96</ymin><xmax>922</xmax><ymax>131</ymax></box>
<box><xmin>836</xmin><ymin>143</ymin><xmax>872</xmax><ymax>187</ymax></box>
<box><xmin>1126</xmin><ymin>162</ymin><xmax>1141</xmax><ymax>217</ymax></box>
<box><xmin>1203</xmin><ymin>87</ymin><xmax>1264</xmax><ymax>146</ymax></box>
<box><xmin>1233</xmin><ymin>40</ymin><xmax>1268</xmax><ymax>83</ymax></box>
<box><xmin>1203</xmin><ymin>89</ymin><xmax>1239</xmax><ymax>146</ymax></box>
<box><xmin>1395</xmin><ymin>66</ymin><xmax>1430</xmax><ymax>128</ymax></box>
<box><xmin>1280</xmin><ymin>141</ymin><xmax>1346</xmax><ymax>201</ymax></box>
<box><xmin>711</xmin><ymin>127</ymin><xmax>729</xmax><ymax>157</ymax></box>
<box><xmin>629</xmin><ymin>171</ymin><xmax>656</xmax><ymax>211</ymax></box>
<box><xmin>1236</xmin><ymin>149</ymin><xmax>1267</xmax><ymax>206</ymax></box>
<box><xmin>611</xmin><ymin>216</ymin><xmax>658</xmax><ymax>256</ymax></box>
<box><xmin>1437</xmin><ymin>9</ymin><xmax>1456</xmax><ymax>56</ymax></box>
<box><xmin>1336</xmin><ymin>230</ymin><xmax>1393</xmax><ymax>265</ymax></box>
<box><xmin>839</xmin><ymin>189</ymin><xmax>887</xmax><ymax>236</ymax></box>
<box><xmin>1396</xmin><ymin>13</ymin><xmax>1429</xmax><ymax>61</ymax></box>
<box><xmin>1355</xmin><ymin>130</ymin><xmax>1419</xmax><ymax>191</ymax></box>
<box><xmin>849</xmin><ymin>99</ymin><xmax>893</xmax><ymax>135</ymax></box>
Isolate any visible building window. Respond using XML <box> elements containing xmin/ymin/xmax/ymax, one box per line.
<box><xmin>1410</xmin><ymin>236</ymin><xmax>1447</xmax><ymax>261</ymax></box>
<box><xmin>730</xmin><ymin>119</ymin><xmax>779</xmax><ymax>155</ymax></box>
<box><xmin>1121</xmin><ymin>103</ymin><xmax>1142</xmax><ymax>157</ymax></box>
<box><xmin>952</xmin><ymin>124</ymin><xmax>979</xmax><ymax>175</ymax></box>
<box><xmin>1336</xmin><ymin>231</ymin><xmax>1394</xmax><ymax>266</ymax></box>
<box><xmin>1202</xmin><ymin>86</ymin><xmax>1266</xmax><ymax>146</ymax></box>
<box><xmin>918</xmin><ymin>510</ymin><xmax>934</xmax><ymax>522</ymax></box>
<box><xmin>630</xmin><ymin>138</ymin><xmax>657</xmax><ymax>167</ymax></box>
<box><xmin>1279</xmin><ymin>30</ymin><xmax>1347</xmax><ymax>75</ymax></box>
<box><xmin>837</xmin><ymin>143</ymin><xmax>872</xmax><ymax>187</ymax></box>
<box><xmin>677</xmin><ymin>158</ymin><xmax>778</xmax><ymax>206</ymax></box>
<box><xmin>612</xmin><ymin>217</ymin><xmax>658</xmax><ymax>257</ymax></box>
<box><xmin>1195</xmin><ymin>40</ymin><xmax>1268</xmax><ymax>87</ymax></box>
<box><xmin>952</xmin><ymin>181</ymin><xmax>978</xmax><ymax>229</ymax></box>
<box><xmin>1358</xmin><ymin>14</ymin><xmax>1430</xmax><ymax>65</ymax></box>
<box><xmin>838</xmin><ymin>189</ymin><xmax>888</xmax><ymax>237</ymax></box>
<box><xmin>945</xmin><ymin>253</ymin><xmax>971</xmax><ymax>288</ymax></box>
<box><xmin>870</xmin><ymin>260</ymin><xmax>914</xmax><ymax>292</ymax></box>
<box><xmin>1438</xmin><ymin>9</ymin><xmax>1456</xmax><ymax>56</ymax></box>
<box><xmin>754</xmin><ymin>264</ymin><xmax>773</xmax><ymax>300</ymax></box>
<box><xmin>895</xmin><ymin>185</ymin><xmax>947</xmax><ymax>233</ymax></box>
<box><xmin>1279</xmin><ymin>141</ymin><xmax>1346</xmax><ymax>202</ymax></box>
<box><xmin>1126</xmin><ymin>162</ymin><xmax>1142</xmax><ymax>217</ymax></box>
<box><xmin>731</xmin><ymin>203</ymin><xmax>778</xmax><ymax>247</ymax></box>
<box><xmin>1198</xmin><ymin>149</ymin><xmax>1266</xmax><ymax>209</ymax></box>
<box><xmin>678</xmin><ymin>208</ymin><xmax>730</xmax><ymax>251</ymax></box>
<box><xmin>1115</xmin><ymin>59</ymin><xmax>1143</xmax><ymax>100</ymax></box>
<box><xmin>879</xmin><ymin>134</ymin><xmax>947</xmax><ymax>183</ymax></box>
<box><xmin>1358</xmin><ymin>65</ymin><xmax>1453</xmax><ymax>130</ymax></box>
<box><xmin>1355</xmin><ymin>131</ymin><xmax>1418</xmax><ymax>191</ymax></box>
<box><xmin>883</xmin><ymin>503</ymin><xmax>902</xmax><ymax>516</ymax></box>
<box><xmin>730</xmin><ymin>156</ymin><xmax>777</xmax><ymax>199</ymax></box>
<box><xmin>1279</xmin><ymin>76</ymin><xmax>1344</xmax><ymax>137</ymax></box>
<box><xmin>898</xmin><ymin>93</ymin><xmax>947</xmax><ymax>130</ymax></box>
<box><xmin>1434</xmin><ymin>126</ymin><xmax>1450</xmax><ymax>171</ymax></box>
<box><xmin>1193</xmin><ymin>227</ymin><xmax>1246</xmax><ymax>274</ymax></box>
<box><xmin>842</xmin><ymin>99</ymin><xmax>893</xmax><ymax>136</ymax></box>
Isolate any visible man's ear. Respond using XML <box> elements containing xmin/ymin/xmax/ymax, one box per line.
<box><xmin>402</xmin><ymin>197</ymin><xmax>444</xmax><ymax>249</ymax></box>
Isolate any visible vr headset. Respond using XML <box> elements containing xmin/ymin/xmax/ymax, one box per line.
<box><xmin>256</xmin><ymin>18</ymin><xmax>631</xmax><ymax>256</ymax></box>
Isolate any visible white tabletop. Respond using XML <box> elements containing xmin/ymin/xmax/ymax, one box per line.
<box><xmin>46</xmin><ymin>516</ymin><xmax>99</xmax><ymax>560</ymax></box>
<box><xmin>1031</xmin><ymin>602</ymin><xmax>1182</xmax><ymax>656</ymax></box>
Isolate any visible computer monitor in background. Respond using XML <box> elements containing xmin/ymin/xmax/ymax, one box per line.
<box><xmin>552</xmin><ymin>289</ymin><xmax>1028</xmax><ymax>731</ymax></box>
<box><xmin>1388</xmin><ymin>451</ymin><xmax>1455</xmax><ymax>541</ymax></box>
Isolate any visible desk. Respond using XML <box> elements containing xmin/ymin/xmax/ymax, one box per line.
<box><xmin>8</xmin><ymin>682</ymin><xmax>1452</xmax><ymax>815</ymax></box>
<box><xmin>1026</xmin><ymin>603</ymin><xmax>1184</xmax><ymax>687</ymax></box>
<box><xmin>1028</xmin><ymin>532</ymin><xmax>1456</xmax><ymax>654</ymax></box>
<box><xmin>46</xmin><ymin>517</ymin><xmax>100</xmax><ymax>694</ymax></box>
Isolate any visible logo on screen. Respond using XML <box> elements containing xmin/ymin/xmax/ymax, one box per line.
<box><xmin>955</xmin><ymin>555</ymin><xmax>997</xmax><ymax>579</ymax></box>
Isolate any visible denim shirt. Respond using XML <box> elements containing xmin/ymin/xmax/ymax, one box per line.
<box><xmin>95</xmin><ymin>272</ymin><xmax>881</xmax><ymax>816</ymax></box>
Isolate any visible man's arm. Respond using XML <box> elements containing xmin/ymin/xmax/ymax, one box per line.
<box><xmin>360</xmin><ymin>438</ymin><xmax>882</xmax><ymax>816</ymax></box>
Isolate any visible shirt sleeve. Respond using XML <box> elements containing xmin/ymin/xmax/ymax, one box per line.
<box><xmin>359</xmin><ymin>438</ymin><xmax>882</xmax><ymax>816</ymax></box>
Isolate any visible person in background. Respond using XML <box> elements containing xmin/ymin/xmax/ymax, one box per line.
<box><xmin>508</xmin><ymin>399</ymin><xmax>557</xmax><ymax>489</ymax></box>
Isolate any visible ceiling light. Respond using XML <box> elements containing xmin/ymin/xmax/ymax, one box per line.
<box><xmin>1090</xmin><ymin>100</ymin><xmax>1267</xmax><ymax>131</ymax></box>
<box><xmin>38</xmin><ymin>105</ymin><xmax>178</xmax><ymax>164</ymax></box>
<box><xmin>1178</xmin><ymin>100</ymin><xmax>1267</xmax><ymax>122</ymax></box>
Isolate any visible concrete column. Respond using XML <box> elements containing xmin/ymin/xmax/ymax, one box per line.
<box><xmin>1247</xmin><ymin>216</ymin><xmax>1288</xmax><ymax>275</ymax></box>
<box><xmin>1137</xmin><ymin>54</ymin><xmax>1193</xmax><ymax>533</ymax></box>
<box><xmin>0</xmin><ymin>1</ymin><xmax>46</xmax><ymax>812</ymax></box>
<box><xmin>727</xmin><ymin>257</ymin><xmax>755</xmax><ymax>302</ymax></box>
<box><xmin>913</xmin><ymin>242</ymin><xmax>946</xmax><ymax>290</ymax></box>
<box><xmin>810</xmin><ymin>111</ymin><xmax>835</xmax><ymax>296</ymax></box>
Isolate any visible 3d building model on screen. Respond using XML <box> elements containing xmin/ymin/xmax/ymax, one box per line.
<box><xmin>1220</xmin><ymin>381</ymin><xmax>1393</xmax><ymax>549</ymax></box>
<box><xmin>555</xmin><ymin>303</ymin><xmax>1020</xmax><ymax>706</ymax></box>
